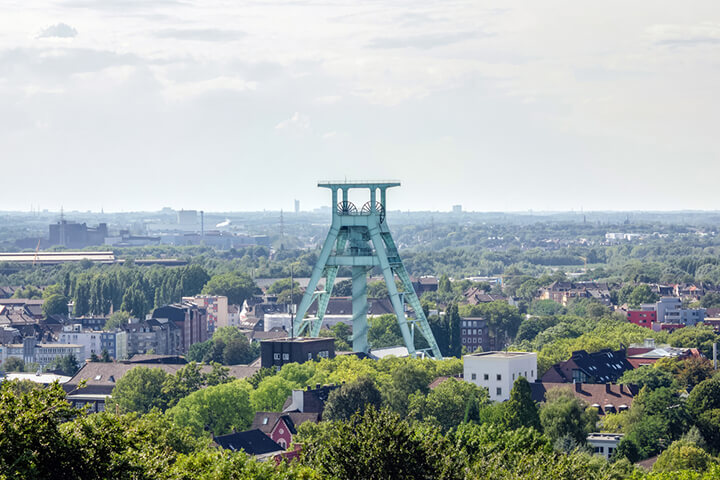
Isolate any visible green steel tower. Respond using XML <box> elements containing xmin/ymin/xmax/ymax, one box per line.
<box><xmin>292</xmin><ymin>181</ymin><xmax>443</xmax><ymax>359</ymax></box>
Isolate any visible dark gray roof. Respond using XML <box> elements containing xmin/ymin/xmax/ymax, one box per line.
<box><xmin>213</xmin><ymin>429</ymin><xmax>283</xmax><ymax>455</ymax></box>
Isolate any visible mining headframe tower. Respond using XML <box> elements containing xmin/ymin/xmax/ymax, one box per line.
<box><xmin>292</xmin><ymin>181</ymin><xmax>443</xmax><ymax>359</ymax></box>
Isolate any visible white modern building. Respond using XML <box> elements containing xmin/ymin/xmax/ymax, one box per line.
<box><xmin>587</xmin><ymin>433</ymin><xmax>623</xmax><ymax>459</ymax></box>
<box><xmin>57</xmin><ymin>324</ymin><xmax>117</xmax><ymax>360</ymax></box>
<box><xmin>0</xmin><ymin>337</ymin><xmax>85</xmax><ymax>369</ymax></box>
<box><xmin>463</xmin><ymin>351</ymin><xmax>537</xmax><ymax>402</ymax></box>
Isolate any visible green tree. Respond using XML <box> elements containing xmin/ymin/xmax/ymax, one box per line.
<box><xmin>180</xmin><ymin>265</ymin><xmax>210</xmax><ymax>297</ymax></box>
<box><xmin>653</xmin><ymin>439</ymin><xmax>716</xmax><ymax>473</ymax></box>
<box><xmin>48</xmin><ymin>354</ymin><xmax>80</xmax><ymax>376</ymax></box>
<box><xmin>161</xmin><ymin>362</ymin><xmax>206</xmax><ymax>409</ymax></box>
<box><xmin>104</xmin><ymin>310</ymin><xmax>130</xmax><ymax>331</ymax></box>
<box><xmin>368</xmin><ymin>314</ymin><xmax>403</xmax><ymax>349</ymax></box>
<box><xmin>503</xmin><ymin>377</ymin><xmax>541</xmax><ymax>431</ymax></box>
<box><xmin>2</xmin><ymin>356</ymin><xmax>25</xmax><ymax>372</ymax></box>
<box><xmin>43</xmin><ymin>293</ymin><xmax>69</xmax><ymax>317</ymax></box>
<box><xmin>539</xmin><ymin>387</ymin><xmax>597</xmax><ymax>444</ymax></box>
<box><xmin>298</xmin><ymin>407</ymin><xmax>461</xmax><ymax>480</ymax></box>
<box><xmin>676</xmin><ymin>357</ymin><xmax>714</xmax><ymax>390</ymax></box>
<box><xmin>250</xmin><ymin>375</ymin><xmax>296</xmax><ymax>412</ymax></box>
<box><xmin>12</xmin><ymin>285</ymin><xmax>42</xmax><ymax>299</ymax></box>
<box><xmin>202</xmin><ymin>273</ymin><xmax>258</xmax><ymax>305</ymax></box>
<box><xmin>223</xmin><ymin>337</ymin><xmax>256</xmax><ymax>365</ymax></box>
<box><xmin>319</xmin><ymin>323</ymin><xmax>351</xmax><ymax>351</ymax></box>
<box><xmin>688</xmin><ymin>377</ymin><xmax>720</xmax><ymax>416</ymax></box>
<box><xmin>382</xmin><ymin>360</ymin><xmax>434</xmax><ymax>415</ymax></box>
<box><xmin>618</xmin><ymin>366</ymin><xmax>677</xmax><ymax>390</ymax></box>
<box><xmin>460</xmin><ymin>301</ymin><xmax>522</xmax><ymax>346</ymax></box>
<box><xmin>696</xmin><ymin>409</ymin><xmax>720</xmax><ymax>451</ymax></box>
<box><xmin>626</xmin><ymin>285</ymin><xmax>659</xmax><ymax>308</ymax></box>
<box><xmin>121</xmin><ymin>286</ymin><xmax>148</xmax><ymax>319</ymax></box>
<box><xmin>187</xmin><ymin>339</ymin><xmax>213</xmax><ymax>363</ymax></box>
<box><xmin>408</xmin><ymin>377</ymin><xmax>489</xmax><ymax>432</ymax></box>
<box><xmin>167</xmin><ymin>380</ymin><xmax>254</xmax><ymax>437</ymax></box>
<box><xmin>529</xmin><ymin>299</ymin><xmax>564</xmax><ymax>316</ymax></box>
<box><xmin>0</xmin><ymin>382</ymin><xmax>78</xmax><ymax>478</ymax></box>
<box><xmin>323</xmin><ymin>376</ymin><xmax>382</xmax><ymax>422</ymax></box>
<box><xmin>109</xmin><ymin>367</ymin><xmax>169</xmax><ymax>413</ymax></box>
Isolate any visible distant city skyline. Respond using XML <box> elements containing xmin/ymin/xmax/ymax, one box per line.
<box><xmin>1</xmin><ymin>2</ymin><xmax>719</xmax><ymax>212</ymax></box>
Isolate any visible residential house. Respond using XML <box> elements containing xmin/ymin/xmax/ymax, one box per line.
<box><xmin>587</xmin><ymin>433</ymin><xmax>624</xmax><ymax>459</ymax></box>
<box><xmin>152</xmin><ymin>302</ymin><xmax>207</xmax><ymax>353</ymax></box>
<box><xmin>541</xmin><ymin>349</ymin><xmax>633</xmax><ymax>384</ymax></box>
<box><xmin>213</xmin><ymin>429</ymin><xmax>285</xmax><ymax>460</ymax></box>
<box><xmin>460</xmin><ymin>317</ymin><xmax>494</xmax><ymax>352</ymax></box>
<box><xmin>282</xmin><ymin>384</ymin><xmax>340</xmax><ymax>415</ymax></box>
<box><xmin>57</xmin><ymin>324</ymin><xmax>117</xmax><ymax>360</ymax></box>
<box><xmin>182</xmin><ymin>295</ymin><xmax>228</xmax><ymax>333</ymax></box>
<box><xmin>626</xmin><ymin>339</ymin><xmax>701</xmax><ymax>368</ymax></box>
<box><xmin>115</xmin><ymin>318</ymin><xmax>181</xmax><ymax>359</ymax></box>
<box><xmin>463</xmin><ymin>287</ymin><xmax>507</xmax><ymax>306</ymax></box>
<box><xmin>530</xmin><ymin>382</ymin><xmax>638</xmax><ymax>415</ymax></box>
<box><xmin>538</xmin><ymin>281</ymin><xmax>611</xmax><ymax>306</ymax></box>
<box><xmin>251</xmin><ymin>412</ymin><xmax>320</xmax><ymax>449</ymax></box>
<box><xmin>63</xmin><ymin>356</ymin><xmax>258</xmax><ymax>412</ymax></box>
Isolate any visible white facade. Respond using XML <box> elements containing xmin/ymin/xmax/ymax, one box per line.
<box><xmin>58</xmin><ymin>326</ymin><xmax>102</xmax><ymax>361</ymax></box>
<box><xmin>463</xmin><ymin>351</ymin><xmax>537</xmax><ymax>402</ymax></box>
<box><xmin>264</xmin><ymin>313</ymin><xmax>292</xmax><ymax>332</ymax></box>
<box><xmin>0</xmin><ymin>341</ymin><xmax>85</xmax><ymax>369</ymax></box>
<box><xmin>587</xmin><ymin>433</ymin><xmax>623</xmax><ymax>460</ymax></box>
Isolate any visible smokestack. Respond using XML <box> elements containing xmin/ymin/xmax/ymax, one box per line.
<box><xmin>200</xmin><ymin>210</ymin><xmax>204</xmax><ymax>237</ymax></box>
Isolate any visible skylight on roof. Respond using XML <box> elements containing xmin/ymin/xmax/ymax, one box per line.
<box><xmin>94</xmin><ymin>375</ymin><xmax>102</xmax><ymax>380</ymax></box>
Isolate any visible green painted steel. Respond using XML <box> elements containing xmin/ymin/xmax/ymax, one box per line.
<box><xmin>292</xmin><ymin>181</ymin><xmax>443</xmax><ymax>359</ymax></box>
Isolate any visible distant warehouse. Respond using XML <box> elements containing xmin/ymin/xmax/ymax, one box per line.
<box><xmin>0</xmin><ymin>251</ymin><xmax>115</xmax><ymax>264</ymax></box>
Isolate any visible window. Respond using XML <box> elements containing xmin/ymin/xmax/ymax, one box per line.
<box><xmin>273</xmin><ymin>353</ymin><xmax>281</xmax><ymax>360</ymax></box>
<box><xmin>471</xmin><ymin>373</ymin><xmax>477</xmax><ymax>380</ymax></box>
<box><xmin>282</xmin><ymin>353</ymin><xmax>290</xmax><ymax>360</ymax></box>
<box><xmin>496</xmin><ymin>374</ymin><xmax>501</xmax><ymax>381</ymax></box>
<box><xmin>512</xmin><ymin>373</ymin><xmax>515</xmax><ymax>380</ymax></box>
<box><xmin>496</xmin><ymin>387</ymin><xmax>502</xmax><ymax>396</ymax></box>
<box><xmin>483</xmin><ymin>374</ymin><xmax>489</xmax><ymax>380</ymax></box>
<box><xmin>308</xmin><ymin>353</ymin><xmax>313</xmax><ymax>360</ymax></box>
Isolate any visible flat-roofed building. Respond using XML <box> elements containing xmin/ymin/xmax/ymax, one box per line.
<box><xmin>587</xmin><ymin>433</ymin><xmax>623</xmax><ymax>460</ymax></box>
<box><xmin>463</xmin><ymin>351</ymin><xmax>537</xmax><ymax>402</ymax></box>
<box><xmin>260</xmin><ymin>337</ymin><xmax>335</xmax><ymax>369</ymax></box>
<box><xmin>0</xmin><ymin>337</ymin><xmax>84</xmax><ymax>368</ymax></box>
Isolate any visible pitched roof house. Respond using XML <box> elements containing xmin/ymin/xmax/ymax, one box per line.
<box><xmin>530</xmin><ymin>382</ymin><xmax>638</xmax><ymax>415</ymax></box>
<box><xmin>541</xmin><ymin>349</ymin><xmax>633</xmax><ymax>384</ymax></box>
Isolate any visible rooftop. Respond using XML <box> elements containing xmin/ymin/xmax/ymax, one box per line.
<box><xmin>465</xmin><ymin>351</ymin><xmax>535</xmax><ymax>359</ymax></box>
<box><xmin>260</xmin><ymin>337</ymin><xmax>333</xmax><ymax>344</ymax></box>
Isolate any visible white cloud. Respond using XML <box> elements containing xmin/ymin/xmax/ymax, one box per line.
<box><xmin>275</xmin><ymin>112</ymin><xmax>310</xmax><ymax>131</ymax></box>
<box><xmin>159</xmin><ymin>76</ymin><xmax>257</xmax><ymax>101</ymax></box>
<box><xmin>37</xmin><ymin>23</ymin><xmax>78</xmax><ymax>38</ymax></box>
<box><xmin>647</xmin><ymin>22</ymin><xmax>720</xmax><ymax>46</ymax></box>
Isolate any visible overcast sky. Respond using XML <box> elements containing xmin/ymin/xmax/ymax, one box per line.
<box><xmin>1</xmin><ymin>1</ymin><xmax>719</xmax><ymax>213</ymax></box>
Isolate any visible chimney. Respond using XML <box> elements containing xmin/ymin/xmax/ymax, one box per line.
<box><xmin>605</xmin><ymin>383</ymin><xmax>611</xmax><ymax>393</ymax></box>
<box><xmin>575</xmin><ymin>382</ymin><xmax>582</xmax><ymax>392</ymax></box>
<box><xmin>619</xmin><ymin>384</ymin><xmax>624</xmax><ymax>394</ymax></box>
<box><xmin>292</xmin><ymin>390</ymin><xmax>304</xmax><ymax>413</ymax></box>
